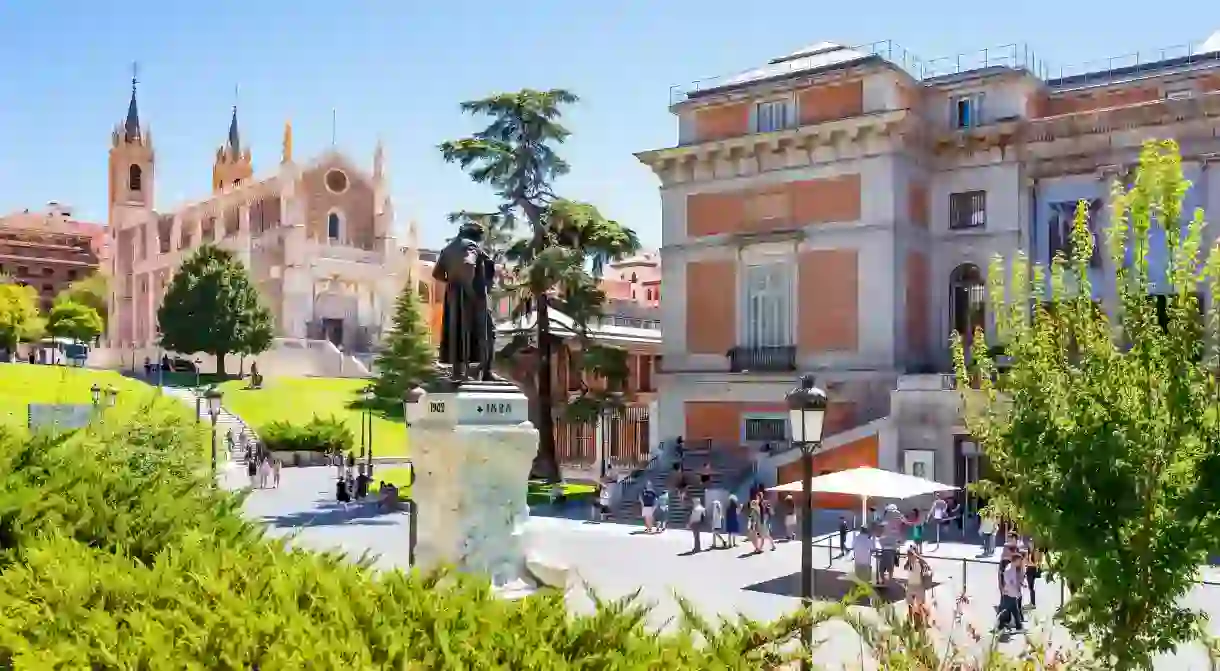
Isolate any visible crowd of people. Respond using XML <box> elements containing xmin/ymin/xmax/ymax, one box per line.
<box><xmin>232</xmin><ymin>428</ymin><xmax>281</xmax><ymax>489</ymax></box>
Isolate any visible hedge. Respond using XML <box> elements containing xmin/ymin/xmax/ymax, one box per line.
<box><xmin>0</xmin><ymin>401</ymin><xmax>814</xmax><ymax>669</ymax></box>
<box><xmin>259</xmin><ymin>415</ymin><xmax>354</xmax><ymax>454</ymax></box>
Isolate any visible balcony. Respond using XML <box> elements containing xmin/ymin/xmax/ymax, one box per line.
<box><xmin>728</xmin><ymin>345</ymin><xmax>797</xmax><ymax>373</ymax></box>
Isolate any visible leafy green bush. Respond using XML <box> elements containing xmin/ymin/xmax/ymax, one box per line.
<box><xmin>259</xmin><ymin>416</ymin><xmax>353</xmax><ymax>454</ymax></box>
<box><xmin>0</xmin><ymin>408</ymin><xmax>817</xmax><ymax>668</ymax></box>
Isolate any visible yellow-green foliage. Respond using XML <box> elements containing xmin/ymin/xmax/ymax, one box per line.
<box><xmin>0</xmin><ymin>405</ymin><xmax>815</xmax><ymax>669</ymax></box>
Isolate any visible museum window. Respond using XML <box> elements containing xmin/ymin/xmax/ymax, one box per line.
<box><xmin>949</xmin><ymin>191</ymin><xmax>987</xmax><ymax>230</ymax></box>
<box><xmin>128</xmin><ymin>164</ymin><xmax>143</xmax><ymax>192</ymax></box>
<box><xmin>950</xmin><ymin>263</ymin><xmax>987</xmax><ymax>349</ymax></box>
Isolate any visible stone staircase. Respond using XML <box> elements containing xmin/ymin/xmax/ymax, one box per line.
<box><xmin>611</xmin><ymin>440</ymin><xmax>755</xmax><ymax>529</ymax></box>
<box><xmin>162</xmin><ymin>386</ymin><xmax>256</xmax><ymax>466</ymax></box>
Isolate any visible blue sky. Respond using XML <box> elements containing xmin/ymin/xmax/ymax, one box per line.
<box><xmin>0</xmin><ymin>1</ymin><xmax>1212</xmax><ymax>249</ymax></box>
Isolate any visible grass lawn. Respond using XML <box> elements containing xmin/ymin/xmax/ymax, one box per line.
<box><xmin>0</xmin><ymin>363</ymin><xmax>206</xmax><ymax>456</ymax></box>
<box><xmin>217</xmin><ymin>377</ymin><xmax>408</xmax><ymax>457</ymax></box>
<box><xmin>0</xmin><ymin>364</ymin><xmax>163</xmax><ymax>430</ymax></box>
<box><xmin>365</xmin><ymin>471</ymin><xmax>595</xmax><ymax>504</ymax></box>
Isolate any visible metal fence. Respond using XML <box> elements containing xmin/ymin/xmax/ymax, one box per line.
<box><xmin>554</xmin><ymin>404</ymin><xmax>651</xmax><ymax>470</ymax></box>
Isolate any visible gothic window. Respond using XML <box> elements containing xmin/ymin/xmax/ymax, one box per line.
<box><xmin>128</xmin><ymin>164</ymin><xmax>143</xmax><ymax>192</ymax></box>
<box><xmin>327</xmin><ymin>212</ymin><xmax>341</xmax><ymax>241</ymax></box>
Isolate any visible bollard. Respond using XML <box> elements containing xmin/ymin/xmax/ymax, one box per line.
<box><xmin>407</xmin><ymin>498</ymin><xmax>418</xmax><ymax>567</ymax></box>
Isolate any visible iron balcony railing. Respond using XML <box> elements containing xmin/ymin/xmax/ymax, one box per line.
<box><xmin>728</xmin><ymin>345</ymin><xmax>797</xmax><ymax>373</ymax></box>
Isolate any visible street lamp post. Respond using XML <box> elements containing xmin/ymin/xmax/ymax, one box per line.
<box><xmin>193</xmin><ymin>358</ymin><xmax>203</xmax><ymax>424</ymax></box>
<box><xmin>105</xmin><ymin>385</ymin><xmax>118</xmax><ymax>408</ymax></box>
<box><xmin>205</xmin><ymin>387</ymin><xmax>224</xmax><ymax>477</ymax></box>
<box><xmin>403</xmin><ymin>386</ymin><xmax>425</xmax><ymax>567</ymax></box>
<box><xmin>364</xmin><ymin>386</ymin><xmax>375</xmax><ymax>476</ymax></box>
<box><xmin>90</xmin><ymin>383</ymin><xmax>101</xmax><ymax>417</ymax></box>
<box><xmin>785</xmin><ymin>374</ymin><xmax>828</xmax><ymax>669</ymax></box>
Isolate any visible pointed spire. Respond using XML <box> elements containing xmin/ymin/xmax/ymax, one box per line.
<box><xmin>227</xmin><ymin>105</ymin><xmax>241</xmax><ymax>156</ymax></box>
<box><xmin>124</xmin><ymin>62</ymin><xmax>141</xmax><ymax>143</ymax></box>
<box><xmin>282</xmin><ymin>120</ymin><xmax>293</xmax><ymax>164</ymax></box>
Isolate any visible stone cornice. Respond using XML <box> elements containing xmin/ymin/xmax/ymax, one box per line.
<box><xmin>635</xmin><ymin>109</ymin><xmax>909</xmax><ymax>186</ymax></box>
<box><xmin>1026</xmin><ymin>91</ymin><xmax>1220</xmax><ymax>143</ymax></box>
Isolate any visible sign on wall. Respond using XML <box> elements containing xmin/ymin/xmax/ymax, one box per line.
<box><xmin>27</xmin><ymin>404</ymin><xmax>94</xmax><ymax>432</ymax></box>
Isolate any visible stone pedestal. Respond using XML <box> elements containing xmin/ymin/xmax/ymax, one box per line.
<box><xmin>407</xmin><ymin>380</ymin><xmax>567</xmax><ymax>595</ymax></box>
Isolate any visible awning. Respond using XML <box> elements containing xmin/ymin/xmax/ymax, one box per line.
<box><xmin>769</xmin><ymin>467</ymin><xmax>957</xmax><ymax>500</ymax></box>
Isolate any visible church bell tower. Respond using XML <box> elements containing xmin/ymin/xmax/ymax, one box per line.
<box><xmin>212</xmin><ymin>105</ymin><xmax>253</xmax><ymax>191</ymax></box>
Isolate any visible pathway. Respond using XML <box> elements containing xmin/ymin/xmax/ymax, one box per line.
<box><xmin>236</xmin><ymin>467</ymin><xmax>1220</xmax><ymax>670</ymax></box>
<box><xmin>162</xmin><ymin>386</ymin><xmax>254</xmax><ymax>467</ymax></box>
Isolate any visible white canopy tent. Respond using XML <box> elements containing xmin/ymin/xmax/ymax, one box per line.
<box><xmin>769</xmin><ymin>467</ymin><xmax>958</xmax><ymax>521</ymax></box>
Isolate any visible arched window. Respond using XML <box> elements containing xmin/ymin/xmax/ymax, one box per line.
<box><xmin>327</xmin><ymin>212</ymin><xmax>341</xmax><ymax>241</ymax></box>
<box><xmin>417</xmin><ymin>280</ymin><xmax>430</xmax><ymax>303</ymax></box>
<box><xmin>950</xmin><ymin>263</ymin><xmax>986</xmax><ymax>348</ymax></box>
<box><xmin>128</xmin><ymin>164</ymin><xmax>143</xmax><ymax>192</ymax></box>
<box><xmin>630</xmin><ymin>272</ymin><xmax>638</xmax><ymax>283</ymax></box>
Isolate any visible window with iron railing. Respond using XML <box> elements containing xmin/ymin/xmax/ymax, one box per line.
<box><xmin>743</xmin><ymin>416</ymin><xmax>787</xmax><ymax>443</ymax></box>
<box><xmin>949</xmin><ymin>191</ymin><xmax>987</xmax><ymax>230</ymax></box>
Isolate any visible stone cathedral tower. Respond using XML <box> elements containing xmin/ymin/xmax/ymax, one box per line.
<box><xmin>212</xmin><ymin>106</ymin><xmax>253</xmax><ymax>191</ymax></box>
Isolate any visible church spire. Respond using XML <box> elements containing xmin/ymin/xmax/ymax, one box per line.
<box><xmin>227</xmin><ymin>105</ymin><xmax>241</xmax><ymax>155</ymax></box>
<box><xmin>123</xmin><ymin>63</ymin><xmax>141</xmax><ymax>143</ymax></box>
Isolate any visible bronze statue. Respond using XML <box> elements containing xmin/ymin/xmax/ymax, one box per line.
<box><xmin>432</xmin><ymin>222</ymin><xmax>497</xmax><ymax>382</ymax></box>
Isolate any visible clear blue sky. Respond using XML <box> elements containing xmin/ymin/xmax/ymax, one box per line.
<box><xmin>0</xmin><ymin>1</ymin><xmax>1212</xmax><ymax>249</ymax></box>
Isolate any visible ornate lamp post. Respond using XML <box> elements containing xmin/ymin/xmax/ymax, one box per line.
<box><xmin>364</xmin><ymin>386</ymin><xmax>375</xmax><ymax>476</ymax></box>
<box><xmin>402</xmin><ymin>385</ymin><xmax>424</xmax><ymax>567</ymax></box>
<box><xmin>90</xmin><ymin>383</ymin><xmax>101</xmax><ymax>409</ymax></box>
<box><xmin>205</xmin><ymin>387</ymin><xmax>224</xmax><ymax>476</ymax></box>
<box><xmin>785</xmin><ymin>374</ymin><xmax>828</xmax><ymax>668</ymax></box>
<box><xmin>193</xmin><ymin>358</ymin><xmax>203</xmax><ymax>424</ymax></box>
<box><xmin>105</xmin><ymin>385</ymin><xmax>118</xmax><ymax>408</ymax></box>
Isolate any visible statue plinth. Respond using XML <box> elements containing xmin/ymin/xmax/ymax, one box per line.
<box><xmin>406</xmin><ymin>379</ymin><xmax>569</xmax><ymax>597</ymax></box>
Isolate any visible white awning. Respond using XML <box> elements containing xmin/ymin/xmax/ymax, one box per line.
<box><xmin>769</xmin><ymin>467</ymin><xmax>957</xmax><ymax>500</ymax></box>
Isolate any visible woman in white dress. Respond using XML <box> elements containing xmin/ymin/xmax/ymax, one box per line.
<box><xmin>711</xmin><ymin>499</ymin><xmax>727</xmax><ymax>549</ymax></box>
<box><xmin>258</xmin><ymin>456</ymin><xmax>272</xmax><ymax>489</ymax></box>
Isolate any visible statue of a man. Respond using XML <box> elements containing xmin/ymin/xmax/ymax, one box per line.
<box><xmin>432</xmin><ymin>222</ymin><xmax>497</xmax><ymax>381</ymax></box>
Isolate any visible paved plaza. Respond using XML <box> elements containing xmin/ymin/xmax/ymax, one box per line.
<box><xmin>229</xmin><ymin>466</ymin><xmax>1220</xmax><ymax>669</ymax></box>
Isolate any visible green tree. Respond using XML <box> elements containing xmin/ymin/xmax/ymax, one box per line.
<box><xmin>0</xmin><ymin>281</ymin><xmax>44</xmax><ymax>354</ymax></box>
<box><xmin>56</xmin><ymin>272</ymin><xmax>108</xmax><ymax>327</ymax></box>
<box><xmin>157</xmin><ymin>245</ymin><xmax>273</xmax><ymax>376</ymax></box>
<box><xmin>46</xmin><ymin>300</ymin><xmax>103</xmax><ymax>344</ymax></box>
<box><xmin>440</xmin><ymin>90</ymin><xmax>640</xmax><ymax>480</ymax></box>
<box><xmin>954</xmin><ymin>140</ymin><xmax>1220</xmax><ymax>669</ymax></box>
<box><xmin>372</xmin><ymin>277</ymin><xmax>435</xmax><ymax>403</ymax></box>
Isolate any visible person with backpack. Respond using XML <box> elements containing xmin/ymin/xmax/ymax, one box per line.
<box><xmin>639</xmin><ymin>482</ymin><xmax>658</xmax><ymax>533</ymax></box>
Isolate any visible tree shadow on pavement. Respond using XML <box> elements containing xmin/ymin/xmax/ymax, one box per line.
<box><xmin>743</xmin><ymin>569</ymin><xmax>925</xmax><ymax>606</ymax></box>
<box><xmin>260</xmin><ymin>501</ymin><xmax>409</xmax><ymax>529</ymax></box>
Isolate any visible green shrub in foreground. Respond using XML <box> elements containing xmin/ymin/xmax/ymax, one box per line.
<box><xmin>259</xmin><ymin>415</ymin><xmax>354</xmax><ymax>454</ymax></box>
<box><xmin>0</xmin><ymin>407</ymin><xmax>814</xmax><ymax>669</ymax></box>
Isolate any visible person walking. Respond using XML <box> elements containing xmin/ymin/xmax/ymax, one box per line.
<box><xmin>725</xmin><ymin>494</ymin><xmax>741</xmax><ymax>547</ymax></box>
<box><xmin>1025</xmin><ymin>540</ymin><xmax>1042</xmax><ymax>609</ymax></box>
<box><xmin>997</xmin><ymin>551</ymin><xmax>1026</xmax><ymax>632</ymax></box>
<box><xmin>688</xmin><ymin>496</ymin><xmax>706</xmax><ymax>553</ymax></box>
<box><xmin>640</xmin><ymin>482</ymin><xmax>658</xmax><ymax>533</ymax></box>
<box><xmin>711</xmin><ymin>499</ymin><xmax>727</xmax><ymax>549</ymax></box>
<box><xmin>747</xmin><ymin>496</ymin><xmax>763</xmax><ymax>553</ymax></box>
<box><xmin>783</xmin><ymin>495</ymin><xmax>798</xmax><ymax>541</ymax></box>
<box><xmin>759</xmin><ymin>495</ymin><xmax>776</xmax><ymax>551</ymax></box>
<box><xmin>838</xmin><ymin>516</ymin><xmax>849</xmax><ymax>556</ymax></box>
<box><xmin>656</xmin><ymin>488</ymin><xmax>670</xmax><ymax>532</ymax></box>
<box><xmin>979</xmin><ymin>513</ymin><xmax>998</xmax><ymax>555</ymax></box>
<box><xmin>272</xmin><ymin>458</ymin><xmax>282</xmax><ymax>488</ymax></box>
<box><xmin>851</xmin><ymin>525</ymin><xmax>875</xmax><ymax>587</ymax></box>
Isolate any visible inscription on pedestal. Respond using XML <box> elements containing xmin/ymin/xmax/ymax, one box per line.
<box><xmin>416</xmin><ymin>392</ymin><xmax>529</xmax><ymax>427</ymax></box>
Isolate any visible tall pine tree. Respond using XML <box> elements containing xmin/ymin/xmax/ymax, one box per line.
<box><xmin>158</xmin><ymin>245</ymin><xmax>273</xmax><ymax>376</ymax></box>
<box><xmin>372</xmin><ymin>278</ymin><xmax>434</xmax><ymax>402</ymax></box>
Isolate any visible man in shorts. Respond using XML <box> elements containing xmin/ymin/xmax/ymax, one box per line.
<box><xmin>639</xmin><ymin>482</ymin><xmax>658</xmax><ymax>533</ymax></box>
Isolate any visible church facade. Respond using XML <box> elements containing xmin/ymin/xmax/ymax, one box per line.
<box><xmin>104</xmin><ymin>77</ymin><xmax>421</xmax><ymax>370</ymax></box>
